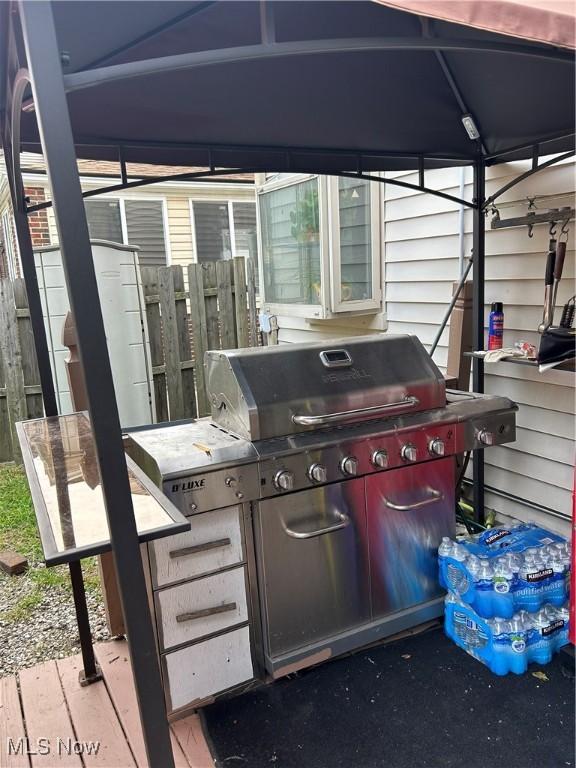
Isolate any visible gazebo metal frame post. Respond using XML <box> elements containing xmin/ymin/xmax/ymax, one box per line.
<box><xmin>11</xmin><ymin>3</ymin><xmax>176</xmax><ymax>766</ymax></box>
<box><xmin>1</xmin><ymin>3</ymin><xmax>102</xmax><ymax>686</ymax></box>
<box><xmin>472</xmin><ymin>160</ymin><xmax>486</xmax><ymax>521</ymax></box>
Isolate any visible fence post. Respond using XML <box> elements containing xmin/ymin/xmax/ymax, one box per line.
<box><xmin>203</xmin><ymin>262</ymin><xmax>220</xmax><ymax>352</ymax></box>
<box><xmin>232</xmin><ymin>257</ymin><xmax>249</xmax><ymax>348</ymax></box>
<box><xmin>188</xmin><ymin>263</ymin><xmax>210</xmax><ymax>417</ymax></box>
<box><xmin>158</xmin><ymin>266</ymin><xmax>185</xmax><ymax>421</ymax></box>
<box><xmin>171</xmin><ymin>265</ymin><xmax>196</xmax><ymax>419</ymax></box>
<box><xmin>0</xmin><ymin>279</ymin><xmax>27</xmax><ymax>461</ymax></box>
<box><xmin>246</xmin><ymin>258</ymin><xmax>258</xmax><ymax>347</ymax></box>
<box><xmin>216</xmin><ymin>260</ymin><xmax>235</xmax><ymax>349</ymax></box>
<box><xmin>13</xmin><ymin>279</ymin><xmax>43</xmax><ymax>421</ymax></box>
<box><xmin>140</xmin><ymin>267</ymin><xmax>169</xmax><ymax>423</ymax></box>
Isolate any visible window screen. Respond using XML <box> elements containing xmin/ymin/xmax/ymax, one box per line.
<box><xmin>259</xmin><ymin>179</ymin><xmax>321</xmax><ymax>305</ymax></box>
<box><xmin>338</xmin><ymin>178</ymin><xmax>372</xmax><ymax>301</ymax></box>
<box><xmin>232</xmin><ymin>202</ymin><xmax>258</xmax><ymax>284</ymax></box>
<box><xmin>84</xmin><ymin>200</ymin><xmax>123</xmax><ymax>242</ymax></box>
<box><xmin>193</xmin><ymin>202</ymin><xmax>232</xmax><ymax>262</ymax></box>
<box><xmin>124</xmin><ymin>199</ymin><xmax>167</xmax><ymax>267</ymax></box>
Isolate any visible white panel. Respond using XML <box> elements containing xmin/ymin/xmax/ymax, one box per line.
<box><xmin>151</xmin><ymin>506</ymin><xmax>244</xmax><ymax>588</ymax></box>
<box><xmin>508</xmin><ymin>428</ymin><xmax>575</xmax><ymax>465</ymax></box>
<box><xmin>40</xmin><ymin>263</ymin><xmax>66</xmax><ymax>288</ymax></box>
<box><xmin>485</xmin><ymin>466</ymin><xmax>571</xmax><ymax>515</ymax></box>
<box><xmin>486</xmin><ymin>377</ymin><xmax>575</xmax><ymax>414</ymax></box>
<box><xmin>123</xmin><ymin>310</ymin><xmax>148</xmax><ymax>345</ymax></box>
<box><xmin>387</xmin><ymin>258</ymin><xmax>460</xmax><ymax>283</ymax></box>
<box><xmin>387</xmin><ymin>303</ymin><xmax>446</xmax><ymax>324</ymax></box>
<box><xmin>164</xmin><ymin>626</ymin><xmax>253</xmax><ymax>711</ymax></box>
<box><xmin>43</xmin><ymin>286</ymin><xmax>70</xmax><ymax>315</ymax></box>
<box><xmin>485</xmin><ymin>446</ymin><xmax>573</xmax><ymax>491</ymax></box>
<box><xmin>35</xmin><ymin>243</ymin><xmax>154</xmax><ymax>425</ymax></box>
<box><xmin>157</xmin><ymin>567</ymin><xmax>248</xmax><ymax>650</ymax></box>
<box><xmin>512</xmin><ymin>404</ymin><xmax>575</xmax><ymax>440</ymax></box>
<box><xmin>484</xmin><ymin>492</ymin><xmax>571</xmax><ymax>537</ymax></box>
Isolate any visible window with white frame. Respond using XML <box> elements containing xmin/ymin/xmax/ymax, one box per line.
<box><xmin>257</xmin><ymin>174</ymin><xmax>381</xmax><ymax>317</ymax></box>
<box><xmin>84</xmin><ymin>197</ymin><xmax>169</xmax><ymax>267</ymax></box>
<box><xmin>1</xmin><ymin>209</ymin><xmax>19</xmax><ymax>280</ymax></box>
<box><xmin>259</xmin><ymin>177</ymin><xmax>321</xmax><ymax>305</ymax></box>
<box><xmin>190</xmin><ymin>199</ymin><xmax>258</xmax><ymax>276</ymax></box>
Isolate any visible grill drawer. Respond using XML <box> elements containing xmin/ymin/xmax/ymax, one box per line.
<box><xmin>156</xmin><ymin>566</ymin><xmax>249</xmax><ymax>651</ymax></box>
<box><xmin>164</xmin><ymin>626</ymin><xmax>253</xmax><ymax>712</ymax></box>
<box><xmin>150</xmin><ymin>505</ymin><xmax>244</xmax><ymax>587</ymax></box>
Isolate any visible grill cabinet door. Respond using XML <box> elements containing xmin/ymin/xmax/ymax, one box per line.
<box><xmin>367</xmin><ymin>457</ymin><xmax>455</xmax><ymax>617</ymax></box>
<box><xmin>255</xmin><ymin>479</ymin><xmax>369</xmax><ymax>658</ymax></box>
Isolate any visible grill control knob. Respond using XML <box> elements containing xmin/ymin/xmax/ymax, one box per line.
<box><xmin>428</xmin><ymin>438</ymin><xmax>445</xmax><ymax>457</ymax></box>
<box><xmin>371</xmin><ymin>449</ymin><xmax>388</xmax><ymax>469</ymax></box>
<box><xmin>478</xmin><ymin>429</ymin><xmax>495</xmax><ymax>446</ymax></box>
<box><xmin>274</xmin><ymin>470</ymin><xmax>295</xmax><ymax>492</ymax></box>
<box><xmin>308</xmin><ymin>463</ymin><xmax>327</xmax><ymax>483</ymax></box>
<box><xmin>401</xmin><ymin>444</ymin><xmax>418</xmax><ymax>463</ymax></box>
<box><xmin>340</xmin><ymin>456</ymin><xmax>358</xmax><ymax>476</ymax></box>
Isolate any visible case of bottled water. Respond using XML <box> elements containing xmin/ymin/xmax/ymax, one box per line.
<box><xmin>438</xmin><ymin>523</ymin><xmax>571</xmax><ymax>619</ymax></box>
<box><xmin>444</xmin><ymin>594</ymin><xmax>570</xmax><ymax>675</ymax></box>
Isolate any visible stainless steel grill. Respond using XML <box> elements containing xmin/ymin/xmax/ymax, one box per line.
<box><xmin>126</xmin><ymin>334</ymin><xmax>517</xmax><ymax>684</ymax></box>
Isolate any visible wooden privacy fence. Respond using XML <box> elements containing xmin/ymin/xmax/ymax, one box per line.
<box><xmin>140</xmin><ymin>256</ymin><xmax>258</xmax><ymax>423</ymax></box>
<box><xmin>0</xmin><ymin>278</ymin><xmax>43</xmax><ymax>462</ymax></box>
<box><xmin>0</xmin><ymin>258</ymin><xmax>257</xmax><ymax>462</ymax></box>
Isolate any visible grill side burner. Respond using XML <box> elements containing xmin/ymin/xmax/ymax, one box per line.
<box><xmin>126</xmin><ymin>335</ymin><xmax>518</xmax><ymax>707</ymax></box>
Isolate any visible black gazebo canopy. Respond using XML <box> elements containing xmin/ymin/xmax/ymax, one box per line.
<box><xmin>1</xmin><ymin>3</ymin><xmax>574</xmax><ymax>767</ymax></box>
<box><xmin>8</xmin><ymin>0</ymin><xmax>576</xmax><ymax>171</ymax></box>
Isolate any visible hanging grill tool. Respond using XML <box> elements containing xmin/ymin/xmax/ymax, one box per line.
<box><xmin>538</xmin><ymin>229</ymin><xmax>557</xmax><ymax>333</ymax></box>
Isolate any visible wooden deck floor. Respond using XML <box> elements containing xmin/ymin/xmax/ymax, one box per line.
<box><xmin>0</xmin><ymin>640</ymin><xmax>213</xmax><ymax>768</ymax></box>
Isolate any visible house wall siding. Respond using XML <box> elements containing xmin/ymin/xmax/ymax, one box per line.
<box><xmin>40</xmin><ymin>178</ymin><xmax>256</xmax><ymax>267</ymax></box>
<box><xmin>270</xmin><ymin>160</ymin><xmax>575</xmax><ymax>534</ymax></box>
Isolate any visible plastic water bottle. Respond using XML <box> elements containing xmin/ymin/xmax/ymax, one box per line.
<box><xmin>517</xmin><ymin>556</ymin><xmax>541</xmax><ymax>613</ymax></box>
<box><xmin>475</xmin><ymin>560</ymin><xmax>494</xmax><ymax>617</ymax></box>
<box><xmin>446</xmin><ymin>543</ymin><xmax>469</xmax><ymax>595</ymax></box>
<box><xmin>556</xmin><ymin>605</ymin><xmax>570</xmax><ymax>651</ymax></box>
<box><xmin>562</xmin><ymin>554</ymin><xmax>571</xmax><ymax>596</ymax></box>
<box><xmin>438</xmin><ymin>537</ymin><xmax>453</xmax><ymax>588</ymax></box>
<box><xmin>490</xmin><ymin>617</ymin><xmax>511</xmax><ymax>675</ymax></box>
<box><xmin>505</xmin><ymin>552</ymin><xmax>522</xmax><ymax>574</ymax></box>
<box><xmin>443</xmin><ymin>592</ymin><xmax>458</xmax><ymax>641</ymax></box>
<box><xmin>548</xmin><ymin>557</ymin><xmax>567</xmax><ymax>606</ymax></box>
<box><xmin>530</xmin><ymin>609</ymin><xmax>553</xmax><ymax>665</ymax></box>
<box><xmin>508</xmin><ymin>614</ymin><xmax>528</xmax><ymax>674</ymax></box>
<box><xmin>492</xmin><ymin>557</ymin><xmax>515</xmax><ymax>618</ymax></box>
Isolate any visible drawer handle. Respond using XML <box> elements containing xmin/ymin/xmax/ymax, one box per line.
<box><xmin>383</xmin><ymin>488</ymin><xmax>443</xmax><ymax>511</ymax></box>
<box><xmin>170</xmin><ymin>537</ymin><xmax>231</xmax><ymax>559</ymax></box>
<box><xmin>176</xmin><ymin>602</ymin><xmax>237</xmax><ymax>623</ymax></box>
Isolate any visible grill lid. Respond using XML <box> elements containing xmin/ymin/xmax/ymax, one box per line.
<box><xmin>206</xmin><ymin>335</ymin><xmax>446</xmax><ymax>441</ymax></box>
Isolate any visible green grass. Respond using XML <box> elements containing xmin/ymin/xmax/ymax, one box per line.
<box><xmin>1</xmin><ymin>590</ymin><xmax>44</xmax><ymax>622</ymax></box>
<box><xmin>0</xmin><ymin>464</ymin><xmax>42</xmax><ymax>561</ymax></box>
<box><xmin>0</xmin><ymin>464</ymin><xmax>101</xmax><ymax>623</ymax></box>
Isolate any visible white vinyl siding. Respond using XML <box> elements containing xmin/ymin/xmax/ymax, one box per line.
<box><xmin>384</xmin><ymin>159</ymin><xmax>574</xmax><ymax>534</ymax></box>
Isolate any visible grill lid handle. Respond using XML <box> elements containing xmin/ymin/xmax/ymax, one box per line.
<box><xmin>292</xmin><ymin>396</ymin><xmax>419</xmax><ymax>427</ymax></box>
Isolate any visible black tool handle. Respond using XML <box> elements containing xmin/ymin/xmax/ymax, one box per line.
<box><xmin>545</xmin><ymin>249</ymin><xmax>556</xmax><ymax>285</ymax></box>
<box><xmin>554</xmin><ymin>241</ymin><xmax>566</xmax><ymax>280</ymax></box>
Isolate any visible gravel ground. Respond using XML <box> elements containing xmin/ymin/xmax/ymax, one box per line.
<box><xmin>0</xmin><ymin>564</ymin><xmax>111</xmax><ymax>675</ymax></box>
